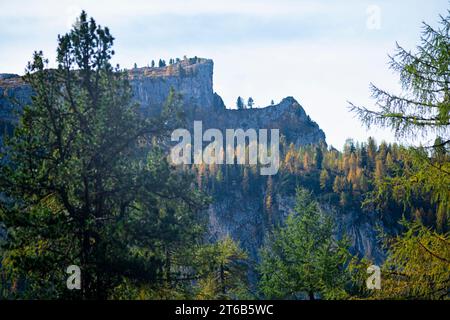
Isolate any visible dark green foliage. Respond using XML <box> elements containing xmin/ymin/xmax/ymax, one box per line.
<box><xmin>350</xmin><ymin>11</ymin><xmax>450</xmax><ymax>299</ymax></box>
<box><xmin>258</xmin><ymin>188</ymin><xmax>352</xmax><ymax>299</ymax></box>
<box><xmin>158</xmin><ymin>59</ymin><xmax>166</xmax><ymax>67</ymax></box>
<box><xmin>236</xmin><ymin>96</ymin><xmax>245</xmax><ymax>110</ymax></box>
<box><xmin>190</xmin><ymin>237</ymin><xmax>250</xmax><ymax>299</ymax></box>
<box><xmin>247</xmin><ymin>97</ymin><xmax>254</xmax><ymax>108</ymax></box>
<box><xmin>0</xmin><ymin>11</ymin><xmax>207</xmax><ymax>299</ymax></box>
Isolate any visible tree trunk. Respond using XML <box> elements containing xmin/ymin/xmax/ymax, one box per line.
<box><xmin>220</xmin><ymin>263</ymin><xmax>226</xmax><ymax>295</ymax></box>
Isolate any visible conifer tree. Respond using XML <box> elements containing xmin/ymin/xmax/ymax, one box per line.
<box><xmin>349</xmin><ymin>13</ymin><xmax>449</xmax><ymax>226</ymax></box>
<box><xmin>258</xmin><ymin>188</ymin><xmax>351</xmax><ymax>299</ymax></box>
<box><xmin>0</xmin><ymin>11</ymin><xmax>207</xmax><ymax>299</ymax></box>
<box><xmin>247</xmin><ymin>97</ymin><xmax>254</xmax><ymax>109</ymax></box>
<box><xmin>350</xmin><ymin>11</ymin><xmax>450</xmax><ymax>298</ymax></box>
<box><xmin>236</xmin><ymin>96</ymin><xmax>245</xmax><ymax>110</ymax></box>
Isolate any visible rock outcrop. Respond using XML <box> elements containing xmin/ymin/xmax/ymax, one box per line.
<box><xmin>129</xmin><ymin>58</ymin><xmax>218</xmax><ymax>114</ymax></box>
<box><xmin>0</xmin><ymin>74</ymin><xmax>31</xmax><ymax>145</ymax></box>
<box><xmin>127</xmin><ymin>58</ymin><xmax>326</xmax><ymax>147</ymax></box>
<box><xmin>1</xmin><ymin>59</ymin><xmax>325</xmax><ymax>147</ymax></box>
<box><xmin>207</xmin><ymin>184</ymin><xmax>384</xmax><ymax>266</ymax></box>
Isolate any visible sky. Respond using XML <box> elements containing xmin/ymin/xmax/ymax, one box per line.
<box><xmin>0</xmin><ymin>0</ymin><xmax>448</xmax><ymax>149</ymax></box>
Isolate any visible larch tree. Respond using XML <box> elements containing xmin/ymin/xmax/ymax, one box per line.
<box><xmin>258</xmin><ymin>188</ymin><xmax>352</xmax><ymax>300</ymax></box>
<box><xmin>349</xmin><ymin>11</ymin><xmax>450</xmax><ymax>299</ymax></box>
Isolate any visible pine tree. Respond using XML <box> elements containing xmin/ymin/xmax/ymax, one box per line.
<box><xmin>367</xmin><ymin>137</ymin><xmax>377</xmax><ymax>171</ymax></box>
<box><xmin>303</xmin><ymin>152</ymin><xmax>310</xmax><ymax>171</ymax></box>
<box><xmin>284</xmin><ymin>143</ymin><xmax>298</xmax><ymax>173</ymax></box>
<box><xmin>319</xmin><ymin>169</ymin><xmax>330</xmax><ymax>191</ymax></box>
<box><xmin>314</xmin><ymin>146</ymin><xmax>323</xmax><ymax>170</ymax></box>
<box><xmin>0</xmin><ymin>11</ymin><xmax>207</xmax><ymax>299</ymax></box>
<box><xmin>258</xmin><ymin>188</ymin><xmax>351</xmax><ymax>299</ymax></box>
<box><xmin>349</xmin><ymin>13</ymin><xmax>449</xmax><ymax>224</ymax></box>
<box><xmin>376</xmin><ymin>219</ymin><xmax>450</xmax><ymax>299</ymax></box>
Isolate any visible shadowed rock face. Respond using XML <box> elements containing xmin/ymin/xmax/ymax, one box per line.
<box><xmin>0</xmin><ymin>74</ymin><xmax>32</xmax><ymax>145</ymax></box>
<box><xmin>0</xmin><ymin>58</ymin><xmax>382</xmax><ymax>267</ymax></box>
<box><xmin>208</xmin><ymin>184</ymin><xmax>384</xmax><ymax>267</ymax></box>
<box><xmin>200</xmin><ymin>97</ymin><xmax>326</xmax><ymax>147</ymax></box>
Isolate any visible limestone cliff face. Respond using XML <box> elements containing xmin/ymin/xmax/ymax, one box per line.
<box><xmin>127</xmin><ymin>58</ymin><xmax>326</xmax><ymax>147</ymax></box>
<box><xmin>0</xmin><ymin>74</ymin><xmax>32</xmax><ymax>113</ymax></box>
<box><xmin>208</xmin><ymin>187</ymin><xmax>384</xmax><ymax>265</ymax></box>
<box><xmin>129</xmin><ymin>58</ymin><xmax>218</xmax><ymax>115</ymax></box>
<box><xmin>277</xmin><ymin>198</ymin><xmax>384</xmax><ymax>262</ymax></box>
<box><xmin>0</xmin><ymin>59</ymin><xmax>326</xmax><ymax>147</ymax></box>
<box><xmin>200</xmin><ymin>97</ymin><xmax>325</xmax><ymax>147</ymax></box>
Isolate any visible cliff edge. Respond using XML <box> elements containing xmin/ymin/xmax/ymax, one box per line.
<box><xmin>0</xmin><ymin>58</ymin><xmax>326</xmax><ymax>147</ymax></box>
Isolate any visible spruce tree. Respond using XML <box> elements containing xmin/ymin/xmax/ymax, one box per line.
<box><xmin>247</xmin><ymin>97</ymin><xmax>254</xmax><ymax>108</ymax></box>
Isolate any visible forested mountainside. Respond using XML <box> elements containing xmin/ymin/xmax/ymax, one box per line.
<box><xmin>0</xmin><ymin>10</ymin><xmax>448</xmax><ymax>300</ymax></box>
<box><xmin>1</xmin><ymin>58</ymin><xmax>334</xmax><ymax>261</ymax></box>
<box><xmin>0</xmin><ymin>56</ymin><xmax>441</xmax><ymax>266</ymax></box>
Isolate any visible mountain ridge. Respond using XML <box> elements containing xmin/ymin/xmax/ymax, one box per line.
<box><xmin>0</xmin><ymin>57</ymin><xmax>326</xmax><ymax>147</ymax></box>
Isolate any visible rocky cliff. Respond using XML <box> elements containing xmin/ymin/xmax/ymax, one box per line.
<box><xmin>129</xmin><ymin>58</ymin><xmax>218</xmax><ymax>114</ymax></box>
<box><xmin>0</xmin><ymin>58</ymin><xmax>325</xmax><ymax>146</ymax></box>
<box><xmin>207</xmin><ymin>181</ymin><xmax>384</xmax><ymax>266</ymax></box>
<box><xmin>0</xmin><ymin>58</ymin><xmax>382</xmax><ymax>266</ymax></box>
<box><xmin>127</xmin><ymin>58</ymin><xmax>326</xmax><ymax>146</ymax></box>
<box><xmin>0</xmin><ymin>74</ymin><xmax>32</xmax><ymax>145</ymax></box>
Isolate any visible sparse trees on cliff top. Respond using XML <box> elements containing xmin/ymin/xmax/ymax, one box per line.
<box><xmin>158</xmin><ymin>59</ymin><xmax>166</xmax><ymax>67</ymax></box>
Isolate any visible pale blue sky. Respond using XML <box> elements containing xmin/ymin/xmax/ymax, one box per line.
<box><xmin>0</xmin><ymin>0</ymin><xmax>448</xmax><ymax>148</ymax></box>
